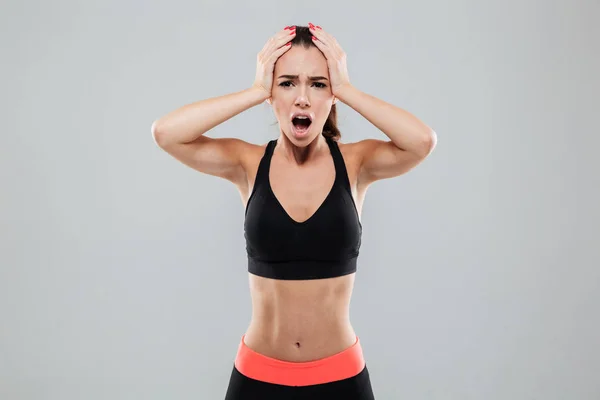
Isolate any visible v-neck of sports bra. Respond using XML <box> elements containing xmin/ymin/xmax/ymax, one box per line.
<box><xmin>266</xmin><ymin>138</ymin><xmax>337</xmax><ymax>225</ymax></box>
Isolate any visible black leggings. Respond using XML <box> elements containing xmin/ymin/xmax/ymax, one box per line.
<box><xmin>224</xmin><ymin>364</ymin><xmax>375</xmax><ymax>399</ymax></box>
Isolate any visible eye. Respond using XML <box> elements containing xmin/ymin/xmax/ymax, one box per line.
<box><xmin>278</xmin><ymin>81</ymin><xmax>327</xmax><ymax>88</ymax></box>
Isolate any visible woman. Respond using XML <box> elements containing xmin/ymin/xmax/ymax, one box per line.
<box><xmin>152</xmin><ymin>23</ymin><xmax>436</xmax><ymax>400</ymax></box>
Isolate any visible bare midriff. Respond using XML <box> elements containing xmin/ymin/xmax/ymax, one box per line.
<box><xmin>242</xmin><ymin>272</ymin><xmax>358</xmax><ymax>362</ymax></box>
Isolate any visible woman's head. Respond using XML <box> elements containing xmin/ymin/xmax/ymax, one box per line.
<box><xmin>269</xmin><ymin>25</ymin><xmax>340</xmax><ymax>146</ymax></box>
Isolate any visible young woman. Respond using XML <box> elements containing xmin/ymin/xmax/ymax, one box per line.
<box><xmin>152</xmin><ymin>23</ymin><xmax>436</xmax><ymax>400</ymax></box>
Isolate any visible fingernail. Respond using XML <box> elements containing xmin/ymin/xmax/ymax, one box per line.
<box><xmin>316</xmin><ymin>25</ymin><xmax>322</xmax><ymax>29</ymax></box>
<box><xmin>309</xmin><ymin>22</ymin><xmax>315</xmax><ymax>28</ymax></box>
<box><xmin>312</xmin><ymin>36</ymin><xmax>317</xmax><ymax>40</ymax></box>
<box><xmin>286</xmin><ymin>42</ymin><xmax>291</xmax><ymax>46</ymax></box>
<box><xmin>284</xmin><ymin>26</ymin><xmax>290</xmax><ymax>30</ymax></box>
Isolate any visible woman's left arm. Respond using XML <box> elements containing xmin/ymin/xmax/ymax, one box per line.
<box><xmin>335</xmin><ymin>83</ymin><xmax>437</xmax><ymax>184</ymax></box>
<box><xmin>309</xmin><ymin>23</ymin><xmax>437</xmax><ymax>186</ymax></box>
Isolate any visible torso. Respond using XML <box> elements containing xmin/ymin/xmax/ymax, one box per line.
<box><xmin>237</xmin><ymin>138</ymin><xmax>367</xmax><ymax>362</ymax></box>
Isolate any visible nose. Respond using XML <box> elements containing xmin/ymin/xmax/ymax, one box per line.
<box><xmin>295</xmin><ymin>94</ymin><xmax>310</xmax><ymax>108</ymax></box>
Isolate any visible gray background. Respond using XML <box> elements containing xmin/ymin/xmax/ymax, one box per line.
<box><xmin>2</xmin><ymin>0</ymin><xmax>599</xmax><ymax>399</ymax></box>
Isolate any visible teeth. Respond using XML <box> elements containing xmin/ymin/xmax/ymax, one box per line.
<box><xmin>295</xmin><ymin>116</ymin><xmax>308</xmax><ymax>119</ymax></box>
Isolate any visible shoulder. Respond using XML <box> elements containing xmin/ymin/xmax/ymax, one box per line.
<box><xmin>337</xmin><ymin>138</ymin><xmax>385</xmax><ymax>154</ymax></box>
<box><xmin>336</xmin><ymin>138</ymin><xmax>379</xmax><ymax>167</ymax></box>
<box><xmin>332</xmin><ymin>139</ymin><xmax>366</xmax><ymax>188</ymax></box>
<box><xmin>339</xmin><ymin>137</ymin><xmax>432</xmax><ymax>185</ymax></box>
<box><xmin>237</xmin><ymin>139</ymin><xmax>270</xmax><ymax>182</ymax></box>
<box><xmin>337</xmin><ymin>138</ymin><xmax>420</xmax><ymax>187</ymax></box>
<box><xmin>236</xmin><ymin>139</ymin><xmax>269</xmax><ymax>163</ymax></box>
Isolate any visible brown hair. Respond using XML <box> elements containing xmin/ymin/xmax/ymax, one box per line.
<box><xmin>288</xmin><ymin>25</ymin><xmax>341</xmax><ymax>141</ymax></box>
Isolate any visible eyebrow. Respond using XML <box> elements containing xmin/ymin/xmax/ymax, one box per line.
<box><xmin>277</xmin><ymin>74</ymin><xmax>329</xmax><ymax>81</ymax></box>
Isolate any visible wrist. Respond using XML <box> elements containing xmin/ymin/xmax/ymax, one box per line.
<box><xmin>333</xmin><ymin>83</ymin><xmax>355</xmax><ymax>103</ymax></box>
<box><xmin>249</xmin><ymin>85</ymin><xmax>271</xmax><ymax>103</ymax></box>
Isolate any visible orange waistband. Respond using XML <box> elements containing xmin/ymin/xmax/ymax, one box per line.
<box><xmin>233</xmin><ymin>334</ymin><xmax>366</xmax><ymax>387</ymax></box>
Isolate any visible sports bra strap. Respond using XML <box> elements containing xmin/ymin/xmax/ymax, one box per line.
<box><xmin>253</xmin><ymin>139</ymin><xmax>277</xmax><ymax>186</ymax></box>
<box><xmin>326</xmin><ymin>137</ymin><xmax>353</xmax><ymax>194</ymax></box>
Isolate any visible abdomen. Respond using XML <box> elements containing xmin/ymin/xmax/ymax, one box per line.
<box><xmin>243</xmin><ymin>273</ymin><xmax>358</xmax><ymax>362</ymax></box>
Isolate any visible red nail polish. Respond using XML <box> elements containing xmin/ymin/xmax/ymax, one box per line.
<box><xmin>316</xmin><ymin>26</ymin><xmax>322</xmax><ymax>29</ymax></box>
<box><xmin>284</xmin><ymin>26</ymin><xmax>290</xmax><ymax>30</ymax></box>
<box><xmin>286</xmin><ymin>42</ymin><xmax>291</xmax><ymax>46</ymax></box>
<box><xmin>312</xmin><ymin>36</ymin><xmax>317</xmax><ymax>40</ymax></box>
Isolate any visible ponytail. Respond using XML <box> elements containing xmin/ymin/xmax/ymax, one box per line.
<box><xmin>321</xmin><ymin>104</ymin><xmax>341</xmax><ymax>140</ymax></box>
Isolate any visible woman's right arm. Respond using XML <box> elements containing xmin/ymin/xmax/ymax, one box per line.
<box><xmin>151</xmin><ymin>86</ymin><xmax>269</xmax><ymax>185</ymax></box>
<box><xmin>152</xmin><ymin>26</ymin><xmax>296</xmax><ymax>187</ymax></box>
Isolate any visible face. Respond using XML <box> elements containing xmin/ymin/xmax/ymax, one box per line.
<box><xmin>270</xmin><ymin>45</ymin><xmax>336</xmax><ymax>147</ymax></box>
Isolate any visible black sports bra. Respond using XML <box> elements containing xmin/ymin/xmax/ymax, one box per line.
<box><xmin>244</xmin><ymin>136</ymin><xmax>362</xmax><ymax>280</ymax></box>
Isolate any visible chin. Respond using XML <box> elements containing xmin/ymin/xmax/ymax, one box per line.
<box><xmin>286</xmin><ymin>131</ymin><xmax>320</xmax><ymax>147</ymax></box>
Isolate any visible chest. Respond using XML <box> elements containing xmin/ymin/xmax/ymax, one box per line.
<box><xmin>268</xmin><ymin>155</ymin><xmax>336</xmax><ymax>224</ymax></box>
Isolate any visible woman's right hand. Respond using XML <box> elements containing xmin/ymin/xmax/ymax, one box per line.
<box><xmin>252</xmin><ymin>26</ymin><xmax>296</xmax><ymax>98</ymax></box>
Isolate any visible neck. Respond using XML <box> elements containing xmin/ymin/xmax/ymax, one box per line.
<box><xmin>276</xmin><ymin>132</ymin><xmax>328</xmax><ymax>165</ymax></box>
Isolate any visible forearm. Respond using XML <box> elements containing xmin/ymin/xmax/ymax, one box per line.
<box><xmin>335</xmin><ymin>84</ymin><xmax>436</xmax><ymax>156</ymax></box>
<box><xmin>152</xmin><ymin>86</ymin><xmax>269</xmax><ymax>145</ymax></box>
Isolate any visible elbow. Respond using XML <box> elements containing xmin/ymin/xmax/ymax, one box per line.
<box><xmin>426</xmin><ymin>129</ymin><xmax>437</xmax><ymax>154</ymax></box>
<box><xmin>151</xmin><ymin>119</ymin><xmax>168</xmax><ymax>148</ymax></box>
<box><xmin>417</xmin><ymin>129</ymin><xmax>437</xmax><ymax>158</ymax></box>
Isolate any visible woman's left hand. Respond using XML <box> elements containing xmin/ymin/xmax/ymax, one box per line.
<box><xmin>308</xmin><ymin>23</ymin><xmax>351</xmax><ymax>97</ymax></box>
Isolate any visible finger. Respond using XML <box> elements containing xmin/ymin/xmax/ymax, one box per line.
<box><xmin>261</xmin><ymin>26</ymin><xmax>295</xmax><ymax>50</ymax></box>
<box><xmin>308</xmin><ymin>25</ymin><xmax>326</xmax><ymax>43</ymax></box>
<box><xmin>280</xmin><ymin>25</ymin><xmax>297</xmax><ymax>39</ymax></box>
<box><xmin>309</xmin><ymin>25</ymin><xmax>337</xmax><ymax>50</ymax></box>
<box><xmin>309</xmin><ymin>24</ymin><xmax>341</xmax><ymax>48</ymax></box>
<box><xmin>308</xmin><ymin>22</ymin><xmax>321</xmax><ymax>31</ymax></box>
<box><xmin>310</xmin><ymin>28</ymin><xmax>344</xmax><ymax>59</ymax></box>
<box><xmin>308</xmin><ymin>23</ymin><xmax>327</xmax><ymax>38</ymax></box>
<box><xmin>311</xmin><ymin>34</ymin><xmax>334</xmax><ymax>59</ymax></box>
<box><xmin>310</xmin><ymin>28</ymin><xmax>335</xmax><ymax>54</ymax></box>
<box><xmin>270</xmin><ymin>27</ymin><xmax>296</xmax><ymax>51</ymax></box>
<box><xmin>278</xmin><ymin>26</ymin><xmax>297</xmax><ymax>41</ymax></box>
<box><xmin>260</xmin><ymin>27</ymin><xmax>296</xmax><ymax>59</ymax></box>
<box><xmin>269</xmin><ymin>40</ymin><xmax>293</xmax><ymax>62</ymax></box>
<box><xmin>266</xmin><ymin>34</ymin><xmax>295</xmax><ymax>64</ymax></box>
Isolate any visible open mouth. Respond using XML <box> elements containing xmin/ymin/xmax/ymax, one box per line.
<box><xmin>291</xmin><ymin>114</ymin><xmax>312</xmax><ymax>136</ymax></box>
